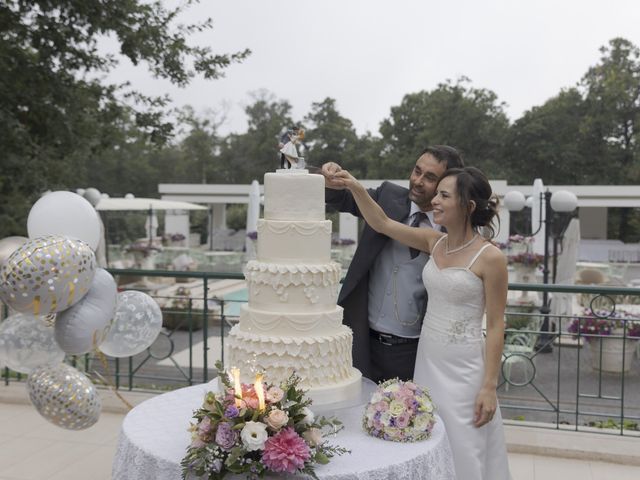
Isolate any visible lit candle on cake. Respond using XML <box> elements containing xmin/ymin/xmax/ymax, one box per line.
<box><xmin>254</xmin><ymin>373</ymin><xmax>265</xmax><ymax>411</ymax></box>
<box><xmin>231</xmin><ymin>368</ymin><xmax>242</xmax><ymax>407</ymax></box>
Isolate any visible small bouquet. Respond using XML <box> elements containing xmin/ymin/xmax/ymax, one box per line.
<box><xmin>362</xmin><ymin>378</ymin><xmax>436</xmax><ymax>443</ymax></box>
<box><xmin>181</xmin><ymin>362</ymin><xmax>348</xmax><ymax>479</ymax></box>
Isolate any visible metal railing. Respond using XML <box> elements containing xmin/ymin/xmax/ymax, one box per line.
<box><xmin>2</xmin><ymin>270</ymin><xmax>640</xmax><ymax>436</ymax></box>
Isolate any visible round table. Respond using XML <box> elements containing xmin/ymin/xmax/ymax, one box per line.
<box><xmin>112</xmin><ymin>381</ymin><xmax>456</xmax><ymax>480</ymax></box>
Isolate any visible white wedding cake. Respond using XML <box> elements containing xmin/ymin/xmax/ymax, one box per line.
<box><xmin>227</xmin><ymin>169</ymin><xmax>362</xmax><ymax>404</ymax></box>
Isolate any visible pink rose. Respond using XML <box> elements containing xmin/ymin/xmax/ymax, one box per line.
<box><xmin>374</xmin><ymin>401</ymin><xmax>389</xmax><ymax>412</ymax></box>
<box><xmin>266</xmin><ymin>386</ymin><xmax>285</xmax><ymax>403</ymax></box>
<box><xmin>266</xmin><ymin>409</ymin><xmax>289</xmax><ymax>430</ymax></box>
<box><xmin>302</xmin><ymin>428</ymin><xmax>323</xmax><ymax>447</ymax></box>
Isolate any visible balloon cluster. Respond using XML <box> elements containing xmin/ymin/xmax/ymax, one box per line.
<box><xmin>0</xmin><ymin>190</ymin><xmax>163</xmax><ymax>430</ymax></box>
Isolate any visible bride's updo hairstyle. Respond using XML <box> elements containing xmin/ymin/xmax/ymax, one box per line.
<box><xmin>437</xmin><ymin>167</ymin><xmax>500</xmax><ymax>239</ymax></box>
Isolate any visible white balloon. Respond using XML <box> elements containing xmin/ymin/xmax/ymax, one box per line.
<box><xmin>54</xmin><ymin>269</ymin><xmax>117</xmax><ymax>355</ymax></box>
<box><xmin>27</xmin><ymin>191</ymin><xmax>101</xmax><ymax>250</ymax></box>
<box><xmin>83</xmin><ymin>187</ymin><xmax>102</xmax><ymax>207</ymax></box>
<box><xmin>0</xmin><ymin>313</ymin><xmax>64</xmax><ymax>374</ymax></box>
<box><xmin>99</xmin><ymin>291</ymin><xmax>163</xmax><ymax>358</ymax></box>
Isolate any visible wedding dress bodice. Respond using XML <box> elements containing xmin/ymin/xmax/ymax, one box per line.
<box><xmin>421</xmin><ymin>244</ymin><xmax>491</xmax><ymax>345</ymax></box>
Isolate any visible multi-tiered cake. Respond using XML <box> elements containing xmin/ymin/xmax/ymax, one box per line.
<box><xmin>227</xmin><ymin>169</ymin><xmax>362</xmax><ymax>404</ymax></box>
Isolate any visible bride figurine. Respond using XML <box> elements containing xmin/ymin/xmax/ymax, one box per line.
<box><xmin>278</xmin><ymin>127</ymin><xmax>305</xmax><ymax>169</ymax></box>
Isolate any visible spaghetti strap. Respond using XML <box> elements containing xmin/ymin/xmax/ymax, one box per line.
<box><xmin>432</xmin><ymin>234</ymin><xmax>447</xmax><ymax>253</ymax></box>
<box><xmin>466</xmin><ymin>243</ymin><xmax>493</xmax><ymax>269</ymax></box>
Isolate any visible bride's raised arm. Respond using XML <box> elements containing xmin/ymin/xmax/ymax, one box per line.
<box><xmin>331</xmin><ymin>170</ymin><xmax>442</xmax><ymax>254</ymax></box>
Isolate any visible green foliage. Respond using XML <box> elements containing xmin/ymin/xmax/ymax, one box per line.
<box><xmin>375</xmin><ymin>77</ymin><xmax>509</xmax><ymax>178</ymax></box>
<box><xmin>226</xmin><ymin>204</ymin><xmax>249</xmax><ymax>231</ymax></box>
<box><xmin>0</xmin><ymin>0</ymin><xmax>249</xmax><ymax>238</ymax></box>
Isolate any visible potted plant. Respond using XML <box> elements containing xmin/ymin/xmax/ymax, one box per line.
<box><xmin>568</xmin><ymin>308</ymin><xmax>640</xmax><ymax>373</ymax></box>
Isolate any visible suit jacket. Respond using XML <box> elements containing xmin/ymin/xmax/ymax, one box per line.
<box><xmin>325</xmin><ymin>182</ymin><xmax>430</xmax><ymax>378</ymax></box>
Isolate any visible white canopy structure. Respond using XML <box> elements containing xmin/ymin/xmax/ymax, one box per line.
<box><xmin>95</xmin><ymin>197</ymin><xmax>207</xmax><ymax>211</ymax></box>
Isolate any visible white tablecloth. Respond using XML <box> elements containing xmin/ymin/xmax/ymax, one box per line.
<box><xmin>112</xmin><ymin>381</ymin><xmax>456</xmax><ymax>480</ymax></box>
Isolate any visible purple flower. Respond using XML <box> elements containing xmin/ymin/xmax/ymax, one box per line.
<box><xmin>225</xmin><ymin>405</ymin><xmax>240</xmax><ymax>418</ymax></box>
<box><xmin>215</xmin><ymin>422</ymin><xmax>239</xmax><ymax>451</ymax></box>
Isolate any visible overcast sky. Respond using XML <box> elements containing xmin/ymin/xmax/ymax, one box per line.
<box><xmin>104</xmin><ymin>0</ymin><xmax>640</xmax><ymax>136</ymax></box>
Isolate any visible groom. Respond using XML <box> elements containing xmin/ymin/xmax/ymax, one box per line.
<box><xmin>322</xmin><ymin>146</ymin><xmax>464</xmax><ymax>382</ymax></box>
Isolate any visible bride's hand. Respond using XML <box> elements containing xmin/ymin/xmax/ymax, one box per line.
<box><xmin>473</xmin><ymin>386</ymin><xmax>498</xmax><ymax>428</ymax></box>
<box><xmin>331</xmin><ymin>169</ymin><xmax>360</xmax><ymax>191</ymax></box>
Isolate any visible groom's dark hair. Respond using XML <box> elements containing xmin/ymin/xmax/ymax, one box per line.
<box><xmin>420</xmin><ymin>145</ymin><xmax>465</xmax><ymax>170</ymax></box>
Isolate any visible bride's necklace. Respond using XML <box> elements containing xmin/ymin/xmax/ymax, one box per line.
<box><xmin>445</xmin><ymin>234</ymin><xmax>478</xmax><ymax>255</ymax></box>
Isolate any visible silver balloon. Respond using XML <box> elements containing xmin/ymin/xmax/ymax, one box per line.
<box><xmin>54</xmin><ymin>268</ymin><xmax>117</xmax><ymax>355</ymax></box>
<box><xmin>0</xmin><ymin>236</ymin><xmax>28</xmax><ymax>266</ymax></box>
<box><xmin>0</xmin><ymin>312</ymin><xmax>65</xmax><ymax>374</ymax></box>
<box><xmin>0</xmin><ymin>235</ymin><xmax>96</xmax><ymax>315</ymax></box>
<box><xmin>99</xmin><ymin>290</ymin><xmax>163</xmax><ymax>358</ymax></box>
<box><xmin>27</xmin><ymin>363</ymin><xmax>101</xmax><ymax>430</ymax></box>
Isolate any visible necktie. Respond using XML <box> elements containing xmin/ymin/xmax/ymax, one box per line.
<box><xmin>409</xmin><ymin>212</ymin><xmax>428</xmax><ymax>259</ymax></box>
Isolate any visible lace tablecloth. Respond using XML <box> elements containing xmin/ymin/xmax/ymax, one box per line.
<box><xmin>112</xmin><ymin>381</ymin><xmax>456</xmax><ymax>480</ymax></box>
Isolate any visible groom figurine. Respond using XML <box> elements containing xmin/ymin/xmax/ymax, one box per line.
<box><xmin>322</xmin><ymin>146</ymin><xmax>464</xmax><ymax>382</ymax></box>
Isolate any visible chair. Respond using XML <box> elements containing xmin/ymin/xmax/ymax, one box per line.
<box><xmin>502</xmin><ymin>312</ymin><xmax>543</xmax><ymax>391</ymax></box>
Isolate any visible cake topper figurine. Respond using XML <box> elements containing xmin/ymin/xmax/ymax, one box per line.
<box><xmin>278</xmin><ymin>127</ymin><xmax>305</xmax><ymax>169</ymax></box>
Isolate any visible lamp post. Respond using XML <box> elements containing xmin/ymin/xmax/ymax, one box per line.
<box><xmin>504</xmin><ymin>186</ymin><xmax>578</xmax><ymax>352</ymax></box>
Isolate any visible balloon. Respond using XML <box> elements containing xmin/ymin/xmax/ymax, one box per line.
<box><xmin>27</xmin><ymin>363</ymin><xmax>101</xmax><ymax>430</ymax></box>
<box><xmin>99</xmin><ymin>291</ymin><xmax>163</xmax><ymax>358</ymax></box>
<box><xmin>0</xmin><ymin>235</ymin><xmax>96</xmax><ymax>315</ymax></box>
<box><xmin>83</xmin><ymin>187</ymin><xmax>102</xmax><ymax>207</ymax></box>
<box><xmin>27</xmin><ymin>191</ymin><xmax>101</xmax><ymax>250</ymax></box>
<box><xmin>0</xmin><ymin>312</ymin><xmax>64</xmax><ymax>374</ymax></box>
<box><xmin>0</xmin><ymin>236</ymin><xmax>28</xmax><ymax>265</ymax></box>
<box><xmin>54</xmin><ymin>268</ymin><xmax>117</xmax><ymax>355</ymax></box>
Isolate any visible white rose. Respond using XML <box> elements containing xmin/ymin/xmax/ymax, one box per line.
<box><xmin>240</xmin><ymin>421</ymin><xmax>268</xmax><ymax>451</ymax></box>
<box><xmin>302</xmin><ymin>427</ymin><xmax>323</xmax><ymax>447</ymax></box>
<box><xmin>299</xmin><ymin>407</ymin><xmax>315</xmax><ymax>425</ymax></box>
<box><xmin>383</xmin><ymin>383</ymin><xmax>400</xmax><ymax>393</ymax></box>
<box><xmin>388</xmin><ymin>400</ymin><xmax>406</xmax><ymax>417</ymax></box>
<box><xmin>413</xmin><ymin>413</ymin><xmax>433</xmax><ymax>430</ymax></box>
<box><xmin>266</xmin><ymin>409</ymin><xmax>289</xmax><ymax>430</ymax></box>
<box><xmin>370</xmin><ymin>392</ymin><xmax>384</xmax><ymax>404</ymax></box>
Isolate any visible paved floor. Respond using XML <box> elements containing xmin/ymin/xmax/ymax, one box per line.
<box><xmin>1</xmin><ymin>401</ymin><xmax>640</xmax><ymax>480</ymax></box>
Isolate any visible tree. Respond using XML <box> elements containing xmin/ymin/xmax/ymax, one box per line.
<box><xmin>0</xmin><ymin>0</ymin><xmax>249</xmax><ymax>237</ymax></box>
<box><xmin>217</xmin><ymin>91</ymin><xmax>296</xmax><ymax>184</ymax></box>
<box><xmin>503</xmin><ymin>88</ymin><xmax>590</xmax><ymax>185</ymax></box>
<box><xmin>581</xmin><ymin>38</ymin><xmax>640</xmax><ymax>241</ymax></box>
<box><xmin>375</xmin><ymin>78</ymin><xmax>509</xmax><ymax>179</ymax></box>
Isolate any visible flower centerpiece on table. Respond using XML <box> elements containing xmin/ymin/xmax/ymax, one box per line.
<box><xmin>181</xmin><ymin>362</ymin><xmax>349</xmax><ymax>479</ymax></box>
<box><xmin>507</xmin><ymin>252</ymin><xmax>544</xmax><ymax>269</ymax></box>
<box><xmin>568</xmin><ymin>308</ymin><xmax>640</xmax><ymax>339</ymax></box>
<box><xmin>362</xmin><ymin>378</ymin><xmax>437</xmax><ymax>443</ymax></box>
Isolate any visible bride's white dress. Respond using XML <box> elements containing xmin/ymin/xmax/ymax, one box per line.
<box><xmin>413</xmin><ymin>239</ymin><xmax>511</xmax><ymax>480</ymax></box>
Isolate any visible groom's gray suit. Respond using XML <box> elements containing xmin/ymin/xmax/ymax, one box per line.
<box><xmin>325</xmin><ymin>182</ymin><xmax>430</xmax><ymax>380</ymax></box>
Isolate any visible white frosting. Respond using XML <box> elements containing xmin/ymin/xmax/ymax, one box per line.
<box><xmin>245</xmin><ymin>260</ymin><xmax>340</xmax><ymax>312</ymax></box>
<box><xmin>227</xmin><ymin>170</ymin><xmax>361</xmax><ymax>405</ymax></box>
<box><xmin>257</xmin><ymin>219</ymin><xmax>332</xmax><ymax>263</ymax></box>
<box><xmin>263</xmin><ymin>171</ymin><xmax>326</xmax><ymax>221</ymax></box>
<box><xmin>227</xmin><ymin>325</ymin><xmax>360</xmax><ymax>387</ymax></box>
<box><xmin>238</xmin><ymin>304</ymin><xmax>343</xmax><ymax>336</ymax></box>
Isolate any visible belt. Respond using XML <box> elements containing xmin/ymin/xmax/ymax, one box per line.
<box><xmin>369</xmin><ymin>329</ymin><xmax>419</xmax><ymax>346</ymax></box>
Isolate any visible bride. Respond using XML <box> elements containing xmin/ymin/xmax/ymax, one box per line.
<box><xmin>330</xmin><ymin>166</ymin><xmax>511</xmax><ymax>480</ymax></box>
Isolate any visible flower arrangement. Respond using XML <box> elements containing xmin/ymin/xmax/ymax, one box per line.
<box><xmin>507</xmin><ymin>252</ymin><xmax>544</xmax><ymax>268</ymax></box>
<box><xmin>568</xmin><ymin>308</ymin><xmax>640</xmax><ymax>338</ymax></box>
<box><xmin>508</xmin><ymin>234</ymin><xmax>534</xmax><ymax>244</ymax></box>
<box><xmin>181</xmin><ymin>362</ymin><xmax>348</xmax><ymax>479</ymax></box>
<box><xmin>362</xmin><ymin>378</ymin><xmax>436</xmax><ymax>443</ymax></box>
<box><xmin>246</xmin><ymin>231</ymin><xmax>258</xmax><ymax>241</ymax></box>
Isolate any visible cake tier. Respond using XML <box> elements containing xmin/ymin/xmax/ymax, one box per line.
<box><xmin>257</xmin><ymin>219</ymin><xmax>332</xmax><ymax>263</ymax></box>
<box><xmin>263</xmin><ymin>171</ymin><xmax>325</xmax><ymax>221</ymax></box>
<box><xmin>244</xmin><ymin>260</ymin><xmax>341</xmax><ymax>312</ymax></box>
<box><xmin>226</xmin><ymin>324</ymin><xmax>359</xmax><ymax>390</ymax></box>
<box><xmin>237</xmin><ymin>304</ymin><xmax>343</xmax><ymax>336</ymax></box>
